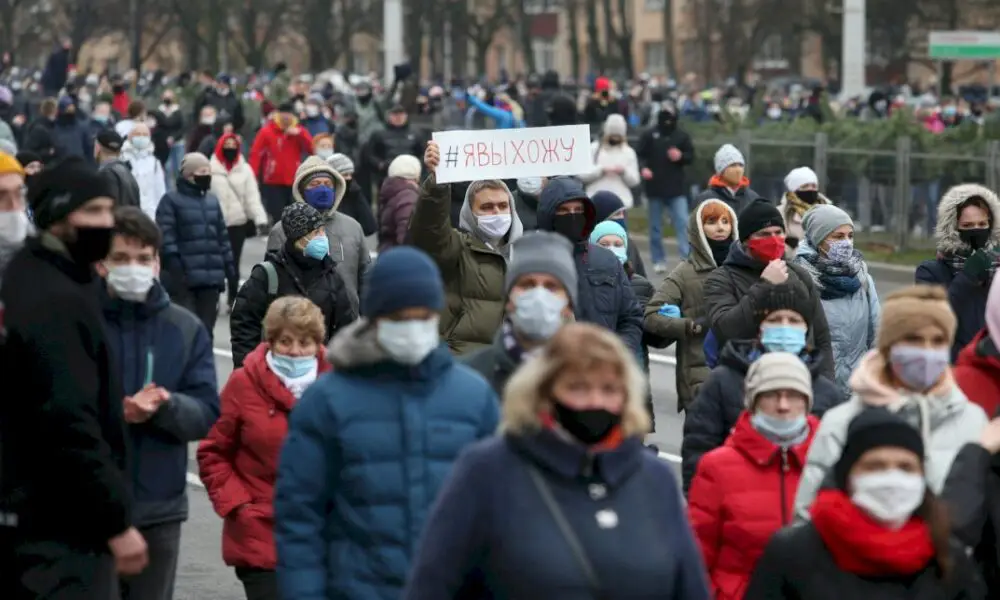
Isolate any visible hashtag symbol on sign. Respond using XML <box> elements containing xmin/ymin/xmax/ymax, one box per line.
<box><xmin>444</xmin><ymin>146</ymin><xmax>459</xmax><ymax>168</ymax></box>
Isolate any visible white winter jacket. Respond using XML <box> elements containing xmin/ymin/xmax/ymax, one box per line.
<box><xmin>579</xmin><ymin>142</ymin><xmax>641</xmax><ymax>208</ymax></box>
<box><xmin>121</xmin><ymin>142</ymin><xmax>166</xmax><ymax>220</ymax></box>
<box><xmin>209</xmin><ymin>154</ymin><xmax>267</xmax><ymax>228</ymax></box>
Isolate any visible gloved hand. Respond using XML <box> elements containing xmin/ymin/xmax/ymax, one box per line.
<box><xmin>964</xmin><ymin>249</ymin><xmax>997</xmax><ymax>283</ymax></box>
<box><xmin>657</xmin><ymin>304</ymin><xmax>681</xmax><ymax>318</ymax></box>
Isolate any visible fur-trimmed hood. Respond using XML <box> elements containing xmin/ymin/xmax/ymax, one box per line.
<box><xmin>935</xmin><ymin>183</ymin><xmax>1000</xmax><ymax>254</ymax></box>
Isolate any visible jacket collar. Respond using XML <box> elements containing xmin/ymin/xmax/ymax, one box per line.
<box><xmin>243</xmin><ymin>343</ymin><xmax>331</xmax><ymax>412</ymax></box>
<box><xmin>33</xmin><ymin>234</ymin><xmax>95</xmax><ymax>284</ymax></box>
<box><xmin>507</xmin><ymin>428</ymin><xmax>645</xmax><ymax>488</ymax></box>
<box><xmin>727</xmin><ymin>412</ymin><xmax>816</xmax><ymax>468</ymax></box>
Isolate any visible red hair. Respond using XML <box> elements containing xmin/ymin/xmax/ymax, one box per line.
<box><xmin>700</xmin><ymin>202</ymin><xmax>733</xmax><ymax>225</ymax></box>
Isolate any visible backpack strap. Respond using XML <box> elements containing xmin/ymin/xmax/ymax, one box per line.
<box><xmin>257</xmin><ymin>262</ymin><xmax>278</xmax><ymax>297</ymax></box>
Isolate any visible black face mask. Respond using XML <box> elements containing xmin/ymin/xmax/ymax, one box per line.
<box><xmin>607</xmin><ymin>136</ymin><xmax>623</xmax><ymax>146</ymax></box>
<box><xmin>552</xmin><ymin>212</ymin><xmax>588</xmax><ymax>243</ymax></box>
<box><xmin>706</xmin><ymin>237</ymin><xmax>732</xmax><ymax>266</ymax></box>
<box><xmin>66</xmin><ymin>226</ymin><xmax>113</xmax><ymax>265</ymax></box>
<box><xmin>552</xmin><ymin>403</ymin><xmax>621</xmax><ymax>445</ymax></box>
<box><xmin>193</xmin><ymin>174</ymin><xmax>212</xmax><ymax>192</ymax></box>
<box><xmin>222</xmin><ymin>148</ymin><xmax>239</xmax><ymax>162</ymax></box>
<box><xmin>112</xmin><ymin>85</ymin><xmax>125</xmax><ymax>94</ymax></box>
<box><xmin>960</xmin><ymin>227</ymin><xmax>991</xmax><ymax>251</ymax></box>
<box><xmin>657</xmin><ymin>115</ymin><xmax>676</xmax><ymax>132</ymax></box>
<box><xmin>796</xmin><ymin>190</ymin><xmax>820</xmax><ymax>205</ymax></box>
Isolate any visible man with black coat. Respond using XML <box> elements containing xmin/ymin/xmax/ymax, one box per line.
<box><xmin>1</xmin><ymin>156</ymin><xmax>148</xmax><ymax>598</ymax></box>
<box><xmin>95</xmin><ymin>129</ymin><xmax>141</xmax><ymax>208</ymax></box>
<box><xmin>364</xmin><ymin>104</ymin><xmax>424</xmax><ymax>191</ymax></box>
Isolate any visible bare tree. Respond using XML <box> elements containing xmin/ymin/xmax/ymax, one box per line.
<box><xmin>565</xmin><ymin>0</ymin><xmax>582</xmax><ymax>80</ymax></box>
<box><xmin>466</xmin><ymin>0</ymin><xmax>513</xmax><ymax>76</ymax></box>
<box><xmin>660</xmin><ymin>0</ymin><xmax>677</xmax><ymax>79</ymax></box>
<box><xmin>584</xmin><ymin>0</ymin><xmax>604</xmax><ymax>72</ymax></box>
<box><xmin>515</xmin><ymin>0</ymin><xmax>536</xmax><ymax>74</ymax></box>
<box><xmin>232</xmin><ymin>0</ymin><xmax>293</xmax><ymax>70</ymax></box>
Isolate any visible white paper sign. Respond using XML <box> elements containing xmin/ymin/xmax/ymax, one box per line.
<box><xmin>431</xmin><ymin>125</ymin><xmax>592</xmax><ymax>184</ymax></box>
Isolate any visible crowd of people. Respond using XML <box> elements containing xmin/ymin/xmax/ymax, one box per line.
<box><xmin>4</xmin><ymin>55</ymin><xmax>1000</xmax><ymax>600</ymax></box>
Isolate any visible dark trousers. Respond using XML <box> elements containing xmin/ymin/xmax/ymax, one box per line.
<box><xmin>227</xmin><ymin>223</ymin><xmax>252</xmax><ymax>303</ymax></box>
<box><xmin>235</xmin><ymin>567</ymin><xmax>280</xmax><ymax>600</ymax></box>
<box><xmin>119</xmin><ymin>522</ymin><xmax>181</xmax><ymax>600</ymax></box>
<box><xmin>261</xmin><ymin>185</ymin><xmax>293</xmax><ymax>225</ymax></box>
<box><xmin>14</xmin><ymin>540</ymin><xmax>118</xmax><ymax>600</ymax></box>
<box><xmin>177</xmin><ymin>286</ymin><xmax>220</xmax><ymax>339</ymax></box>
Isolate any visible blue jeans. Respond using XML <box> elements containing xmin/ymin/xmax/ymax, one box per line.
<box><xmin>912</xmin><ymin>180</ymin><xmax>941</xmax><ymax>235</ymax></box>
<box><xmin>648</xmin><ymin>195</ymin><xmax>690</xmax><ymax>264</ymax></box>
<box><xmin>165</xmin><ymin>143</ymin><xmax>186</xmax><ymax>190</ymax></box>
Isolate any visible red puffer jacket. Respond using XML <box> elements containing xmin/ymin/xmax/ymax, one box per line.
<box><xmin>954</xmin><ymin>329</ymin><xmax>1000</xmax><ymax>417</ymax></box>
<box><xmin>248</xmin><ymin>119</ymin><xmax>314</xmax><ymax>187</ymax></box>
<box><xmin>197</xmin><ymin>342</ymin><xmax>331</xmax><ymax>569</ymax></box>
<box><xmin>687</xmin><ymin>412</ymin><xmax>817</xmax><ymax>600</ymax></box>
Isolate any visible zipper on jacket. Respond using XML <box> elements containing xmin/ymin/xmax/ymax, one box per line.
<box><xmin>779</xmin><ymin>448</ymin><xmax>789</xmax><ymax>525</ymax></box>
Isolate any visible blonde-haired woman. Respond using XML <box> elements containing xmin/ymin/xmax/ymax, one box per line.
<box><xmin>403</xmin><ymin>323</ymin><xmax>710</xmax><ymax>600</ymax></box>
<box><xmin>198</xmin><ymin>296</ymin><xmax>331</xmax><ymax>600</ymax></box>
<box><xmin>579</xmin><ymin>113</ymin><xmax>641</xmax><ymax>208</ymax></box>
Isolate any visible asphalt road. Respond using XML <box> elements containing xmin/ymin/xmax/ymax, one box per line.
<box><xmin>173</xmin><ymin>234</ymin><xmax>914</xmax><ymax>598</ymax></box>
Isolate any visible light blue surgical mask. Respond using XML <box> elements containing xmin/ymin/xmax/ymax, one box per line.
<box><xmin>609</xmin><ymin>246</ymin><xmax>628</xmax><ymax>264</ymax></box>
<box><xmin>760</xmin><ymin>325</ymin><xmax>807</xmax><ymax>354</ymax></box>
<box><xmin>376</xmin><ymin>317</ymin><xmax>441</xmax><ymax>365</ymax></box>
<box><xmin>304</xmin><ymin>235</ymin><xmax>329</xmax><ymax>260</ymax></box>
<box><xmin>131</xmin><ymin>136</ymin><xmax>152</xmax><ymax>150</ymax></box>
<box><xmin>510</xmin><ymin>286</ymin><xmax>568</xmax><ymax>341</ymax></box>
<box><xmin>268</xmin><ymin>352</ymin><xmax>317</xmax><ymax>379</ymax></box>
<box><xmin>92</xmin><ymin>114</ymin><xmax>109</xmax><ymax>123</ymax></box>
<box><xmin>751</xmin><ymin>412</ymin><xmax>808</xmax><ymax>447</ymax></box>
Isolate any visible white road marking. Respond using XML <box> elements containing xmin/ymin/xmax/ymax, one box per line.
<box><xmin>658</xmin><ymin>451</ymin><xmax>681</xmax><ymax>463</ymax></box>
<box><xmin>186</xmin><ymin>471</ymin><xmax>205</xmax><ymax>488</ymax></box>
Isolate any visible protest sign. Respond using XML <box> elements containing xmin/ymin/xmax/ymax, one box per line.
<box><xmin>431</xmin><ymin>124</ymin><xmax>592</xmax><ymax>184</ymax></box>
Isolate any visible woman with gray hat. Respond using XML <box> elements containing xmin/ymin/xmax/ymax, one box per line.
<box><xmin>793</xmin><ymin>204</ymin><xmax>881</xmax><ymax>397</ymax></box>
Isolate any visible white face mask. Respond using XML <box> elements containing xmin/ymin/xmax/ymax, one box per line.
<box><xmin>376</xmin><ymin>316</ymin><xmax>441</xmax><ymax>365</ymax></box>
<box><xmin>517</xmin><ymin>177</ymin><xmax>543</xmax><ymax>196</ymax></box>
<box><xmin>767</xmin><ymin>107</ymin><xmax>783</xmax><ymax>119</ymax></box>
<box><xmin>851</xmin><ymin>469</ymin><xmax>926</xmax><ymax>529</ymax></box>
<box><xmin>477</xmin><ymin>213</ymin><xmax>512</xmax><ymax>239</ymax></box>
<box><xmin>305</xmin><ymin>105</ymin><xmax>320</xmax><ymax>117</ymax></box>
<box><xmin>201</xmin><ymin>116</ymin><xmax>216</xmax><ymax>126</ymax></box>
<box><xmin>106</xmin><ymin>264</ymin><xmax>156</xmax><ymax>302</ymax></box>
<box><xmin>510</xmin><ymin>286</ymin><xmax>567</xmax><ymax>341</ymax></box>
<box><xmin>0</xmin><ymin>210</ymin><xmax>29</xmax><ymax>245</ymax></box>
<box><xmin>316</xmin><ymin>148</ymin><xmax>334</xmax><ymax>160</ymax></box>
<box><xmin>131</xmin><ymin>136</ymin><xmax>151</xmax><ymax>150</ymax></box>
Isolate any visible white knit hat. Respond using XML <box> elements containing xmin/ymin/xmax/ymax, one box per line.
<box><xmin>784</xmin><ymin>166</ymin><xmax>819</xmax><ymax>192</ymax></box>
<box><xmin>744</xmin><ymin>352</ymin><xmax>813</xmax><ymax>411</ymax></box>
<box><xmin>603</xmin><ymin>113</ymin><xmax>627</xmax><ymax>137</ymax></box>
<box><xmin>388</xmin><ymin>155</ymin><xmax>421</xmax><ymax>180</ymax></box>
<box><xmin>714</xmin><ymin>144</ymin><xmax>745</xmax><ymax>174</ymax></box>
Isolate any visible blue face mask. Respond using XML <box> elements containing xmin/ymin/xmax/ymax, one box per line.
<box><xmin>304</xmin><ymin>235</ymin><xmax>329</xmax><ymax>260</ymax></box>
<box><xmin>760</xmin><ymin>325</ymin><xmax>807</xmax><ymax>354</ymax></box>
<box><xmin>610</xmin><ymin>217</ymin><xmax>627</xmax><ymax>232</ymax></box>
<box><xmin>751</xmin><ymin>413</ymin><xmax>808</xmax><ymax>446</ymax></box>
<box><xmin>609</xmin><ymin>246</ymin><xmax>628</xmax><ymax>264</ymax></box>
<box><xmin>303</xmin><ymin>185</ymin><xmax>335</xmax><ymax>211</ymax></box>
<box><xmin>92</xmin><ymin>114</ymin><xmax>109</xmax><ymax>123</ymax></box>
<box><xmin>269</xmin><ymin>352</ymin><xmax>317</xmax><ymax>379</ymax></box>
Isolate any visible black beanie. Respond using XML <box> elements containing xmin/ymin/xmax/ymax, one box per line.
<box><xmin>29</xmin><ymin>156</ymin><xmax>112</xmax><ymax>230</ymax></box>
<box><xmin>754</xmin><ymin>282</ymin><xmax>814</xmax><ymax>327</ymax></box>
<box><xmin>833</xmin><ymin>408</ymin><xmax>924</xmax><ymax>490</ymax></box>
<box><xmin>738</xmin><ymin>199</ymin><xmax>784</xmax><ymax>242</ymax></box>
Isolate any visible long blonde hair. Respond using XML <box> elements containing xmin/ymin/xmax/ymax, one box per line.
<box><xmin>501</xmin><ymin>323</ymin><xmax>650</xmax><ymax>436</ymax></box>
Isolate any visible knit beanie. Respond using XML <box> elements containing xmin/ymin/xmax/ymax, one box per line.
<box><xmin>714</xmin><ymin>144</ymin><xmax>745</xmax><ymax>174</ymax></box>
<box><xmin>29</xmin><ymin>156</ymin><xmax>112</xmax><ymax>230</ymax></box>
<box><xmin>363</xmin><ymin>246</ymin><xmax>445</xmax><ymax>319</ymax></box>
<box><xmin>327</xmin><ymin>153</ymin><xmax>355</xmax><ymax>176</ymax></box>
<box><xmin>802</xmin><ymin>205</ymin><xmax>853</xmax><ymax>248</ymax></box>
<box><xmin>833</xmin><ymin>408</ymin><xmax>924</xmax><ymax>490</ymax></box>
<box><xmin>180</xmin><ymin>152</ymin><xmax>210</xmax><ymax>177</ymax></box>
<box><xmin>987</xmin><ymin>274</ymin><xmax>1000</xmax><ymax>343</ymax></box>
<box><xmin>388</xmin><ymin>155</ymin><xmax>421</xmax><ymax>180</ymax></box>
<box><xmin>591</xmin><ymin>190</ymin><xmax>625</xmax><ymax>222</ymax></box>
<box><xmin>0</xmin><ymin>152</ymin><xmax>23</xmax><ymax>177</ymax></box>
<box><xmin>744</xmin><ymin>352</ymin><xmax>813</xmax><ymax>411</ymax></box>
<box><xmin>738</xmin><ymin>199</ymin><xmax>784</xmax><ymax>242</ymax></box>
<box><xmin>753</xmin><ymin>282</ymin><xmax>814</xmax><ymax>327</ymax></box>
<box><xmin>590</xmin><ymin>220</ymin><xmax>628</xmax><ymax>249</ymax></box>
<box><xmin>504</xmin><ymin>231</ymin><xmax>579</xmax><ymax>308</ymax></box>
<box><xmin>603</xmin><ymin>114</ymin><xmax>627</xmax><ymax>137</ymax></box>
<box><xmin>876</xmin><ymin>285</ymin><xmax>957</xmax><ymax>355</ymax></box>
<box><xmin>784</xmin><ymin>166</ymin><xmax>818</xmax><ymax>192</ymax></box>
<box><xmin>281</xmin><ymin>202</ymin><xmax>326</xmax><ymax>243</ymax></box>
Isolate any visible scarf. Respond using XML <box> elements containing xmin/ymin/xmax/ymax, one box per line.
<box><xmin>939</xmin><ymin>249</ymin><xmax>1000</xmax><ymax>280</ymax></box>
<box><xmin>804</xmin><ymin>248</ymin><xmax>864</xmax><ymax>300</ymax></box>
<box><xmin>810</xmin><ymin>489</ymin><xmax>935</xmax><ymax>577</ymax></box>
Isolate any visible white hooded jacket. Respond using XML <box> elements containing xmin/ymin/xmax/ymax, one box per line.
<box><xmin>121</xmin><ymin>140</ymin><xmax>166</xmax><ymax>220</ymax></box>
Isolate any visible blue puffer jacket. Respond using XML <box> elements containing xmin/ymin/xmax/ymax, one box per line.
<box><xmin>156</xmin><ymin>178</ymin><xmax>236</xmax><ymax>291</ymax></box>
<box><xmin>101</xmin><ymin>281</ymin><xmax>220</xmax><ymax>527</ymax></box>
<box><xmin>274</xmin><ymin>320</ymin><xmax>500</xmax><ymax>600</ymax></box>
<box><xmin>537</xmin><ymin>177</ymin><xmax>644</xmax><ymax>354</ymax></box>
<box><xmin>52</xmin><ymin>117</ymin><xmax>93</xmax><ymax>160</ymax></box>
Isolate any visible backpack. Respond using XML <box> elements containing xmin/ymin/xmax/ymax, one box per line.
<box><xmin>257</xmin><ymin>262</ymin><xmax>279</xmax><ymax>298</ymax></box>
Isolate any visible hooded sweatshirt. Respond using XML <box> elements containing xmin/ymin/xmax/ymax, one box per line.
<box><xmin>916</xmin><ymin>184</ymin><xmax>1000</xmax><ymax>359</ymax></box>
<box><xmin>537</xmin><ymin>177</ymin><xmax>643</xmax><ymax>354</ymax></box>
<box><xmin>793</xmin><ymin>350</ymin><xmax>987</xmax><ymax>521</ymax></box>
<box><xmin>266</xmin><ymin>156</ymin><xmax>369</xmax><ymax>312</ymax></box>
<box><xmin>121</xmin><ymin>138</ymin><xmax>167</xmax><ymax>220</ymax></box>
<box><xmin>645</xmin><ymin>199</ymin><xmax>738</xmax><ymax>410</ymax></box>
<box><xmin>408</xmin><ymin>175</ymin><xmax>524</xmax><ymax>354</ymax></box>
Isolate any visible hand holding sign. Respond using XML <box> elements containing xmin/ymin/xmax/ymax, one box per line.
<box><xmin>425</xmin><ymin>141</ymin><xmax>441</xmax><ymax>173</ymax></box>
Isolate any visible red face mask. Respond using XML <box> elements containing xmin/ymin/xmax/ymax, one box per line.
<box><xmin>746</xmin><ymin>235</ymin><xmax>786</xmax><ymax>262</ymax></box>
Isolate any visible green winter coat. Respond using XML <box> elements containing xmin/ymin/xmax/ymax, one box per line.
<box><xmin>644</xmin><ymin>199</ymin><xmax>738</xmax><ymax>411</ymax></box>
<box><xmin>408</xmin><ymin>175</ymin><xmax>524</xmax><ymax>355</ymax></box>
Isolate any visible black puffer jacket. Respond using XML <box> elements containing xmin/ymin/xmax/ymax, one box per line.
<box><xmin>942</xmin><ymin>443</ymin><xmax>1000</xmax><ymax>597</ymax></box>
<box><xmin>744</xmin><ymin>522</ymin><xmax>983</xmax><ymax>600</ymax></box>
<box><xmin>680</xmin><ymin>340</ymin><xmax>844</xmax><ymax>492</ymax></box>
<box><xmin>703</xmin><ymin>240</ymin><xmax>833</xmax><ymax>376</ymax></box>
<box><xmin>229</xmin><ymin>242</ymin><xmax>358</xmax><ymax>367</ymax></box>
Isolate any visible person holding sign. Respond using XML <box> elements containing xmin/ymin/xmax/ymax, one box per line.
<box><xmin>410</xmin><ymin>141</ymin><xmax>525</xmax><ymax>355</ymax></box>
